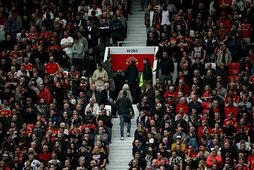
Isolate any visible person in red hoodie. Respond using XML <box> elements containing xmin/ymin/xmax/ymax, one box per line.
<box><xmin>45</xmin><ymin>56</ymin><xmax>60</xmax><ymax>76</ymax></box>
<box><xmin>248</xmin><ymin>148</ymin><xmax>254</xmax><ymax>169</ymax></box>
<box><xmin>176</xmin><ymin>97</ymin><xmax>189</xmax><ymax>114</ymax></box>
<box><xmin>38</xmin><ymin>84</ymin><xmax>51</xmax><ymax>105</ymax></box>
<box><xmin>38</xmin><ymin>144</ymin><xmax>52</xmax><ymax>167</ymax></box>
<box><xmin>235</xmin><ymin>158</ymin><xmax>249</xmax><ymax>170</ymax></box>
<box><xmin>164</xmin><ymin>86</ymin><xmax>175</xmax><ymax>99</ymax></box>
<box><xmin>224</xmin><ymin>98</ymin><xmax>238</xmax><ymax>119</ymax></box>
<box><xmin>175</xmin><ymin>79</ymin><xmax>189</xmax><ymax>97</ymax></box>
<box><xmin>206</xmin><ymin>149</ymin><xmax>222</xmax><ymax>168</ymax></box>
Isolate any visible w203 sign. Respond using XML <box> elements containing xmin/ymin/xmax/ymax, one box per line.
<box><xmin>104</xmin><ymin>46</ymin><xmax>158</xmax><ymax>72</ymax></box>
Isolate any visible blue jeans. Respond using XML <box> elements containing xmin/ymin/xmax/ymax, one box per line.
<box><xmin>119</xmin><ymin>114</ymin><xmax>131</xmax><ymax>137</ymax></box>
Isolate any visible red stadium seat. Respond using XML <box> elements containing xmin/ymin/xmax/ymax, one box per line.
<box><xmin>228</xmin><ymin>62</ymin><xmax>240</xmax><ymax>69</ymax></box>
<box><xmin>228</xmin><ymin>69</ymin><xmax>240</xmax><ymax>76</ymax></box>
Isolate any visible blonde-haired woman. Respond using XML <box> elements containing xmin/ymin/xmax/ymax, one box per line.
<box><xmin>197</xmin><ymin>160</ymin><xmax>207</xmax><ymax>170</ymax></box>
<box><xmin>117</xmin><ymin>84</ymin><xmax>133</xmax><ymax>103</ymax></box>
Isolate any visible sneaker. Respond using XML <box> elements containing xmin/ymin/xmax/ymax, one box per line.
<box><xmin>120</xmin><ymin>137</ymin><xmax>124</xmax><ymax>140</ymax></box>
<box><xmin>127</xmin><ymin>133</ymin><xmax>130</xmax><ymax>137</ymax></box>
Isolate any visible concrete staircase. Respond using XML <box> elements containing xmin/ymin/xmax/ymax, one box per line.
<box><xmin>123</xmin><ymin>1</ymin><xmax>147</xmax><ymax>46</ymax></box>
<box><xmin>107</xmin><ymin>1</ymin><xmax>146</xmax><ymax>168</ymax></box>
<box><xmin>107</xmin><ymin>105</ymin><xmax>139</xmax><ymax>170</ymax></box>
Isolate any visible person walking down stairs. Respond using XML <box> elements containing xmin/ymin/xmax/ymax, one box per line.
<box><xmin>114</xmin><ymin>91</ymin><xmax>135</xmax><ymax>140</ymax></box>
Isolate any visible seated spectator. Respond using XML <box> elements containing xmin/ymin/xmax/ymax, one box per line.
<box><xmin>85</xmin><ymin>98</ymin><xmax>99</xmax><ymax>116</ymax></box>
<box><xmin>92</xmin><ymin>63</ymin><xmax>109</xmax><ymax>92</ymax></box>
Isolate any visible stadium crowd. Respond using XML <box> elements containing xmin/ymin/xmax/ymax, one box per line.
<box><xmin>0</xmin><ymin>0</ymin><xmax>131</xmax><ymax>169</ymax></box>
<box><xmin>0</xmin><ymin>0</ymin><xmax>254</xmax><ymax>170</ymax></box>
<box><xmin>128</xmin><ymin>0</ymin><xmax>254</xmax><ymax>170</ymax></box>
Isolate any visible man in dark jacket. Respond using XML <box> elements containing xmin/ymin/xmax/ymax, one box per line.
<box><xmin>157</xmin><ymin>51</ymin><xmax>174</xmax><ymax>84</ymax></box>
<box><xmin>142</xmin><ymin>58</ymin><xmax>152</xmax><ymax>92</ymax></box>
<box><xmin>113</xmin><ymin>70</ymin><xmax>125</xmax><ymax>100</ymax></box>
<box><xmin>125</xmin><ymin>60</ymin><xmax>139</xmax><ymax>101</ymax></box>
<box><xmin>110</xmin><ymin>15</ymin><xmax>124</xmax><ymax>45</ymax></box>
<box><xmin>114</xmin><ymin>91</ymin><xmax>134</xmax><ymax>140</ymax></box>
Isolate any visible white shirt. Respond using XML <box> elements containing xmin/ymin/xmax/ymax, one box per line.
<box><xmin>60</xmin><ymin>36</ymin><xmax>74</xmax><ymax>57</ymax></box>
<box><xmin>161</xmin><ymin>10</ymin><xmax>170</xmax><ymax>25</ymax></box>
<box><xmin>85</xmin><ymin>103</ymin><xmax>99</xmax><ymax>116</ymax></box>
<box><xmin>88</xmin><ymin>8</ymin><xmax>102</xmax><ymax>17</ymax></box>
<box><xmin>23</xmin><ymin>159</ymin><xmax>41</xmax><ymax>170</ymax></box>
<box><xmin>232</xmin><ymin>0</ymin><xmax>245</xmax><ymax>11</ymax></box>
<box><xmin>149</xmin><ymin>11</ymin><xmax>154</xmax><ymax>27</ymax></box>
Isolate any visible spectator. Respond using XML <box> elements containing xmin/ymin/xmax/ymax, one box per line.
<box><xmin>72</xmin><ymin>35</ymin><xmax>85</xmax><ymax>73</ymax></box>
<box><xmin>92</xmin><ymin>63</ymin><xmax>109</xmax><ymax>92</ymax></box>
<box><xmin>141</xmin><ymin>58</ymin><xmax>152</xmax><ymax>92</ymax></box>
<box><xmin>156</xmin><ymin>51</ymin><xmax>174</xmax><ymax>84</ymax></box>
<box><xmin>60</xmin><ymin>31</ymin><xmax>74</xmax><ymax>59</ymax></box>
<box><xmin>110</xmin><ymin>15</ymin><xmax>124</xmax><ymax>45</ymax></box>
<box><xmin>0</xmin><ymin>0</ymin><xmax>132</xmax><ymax>169</ymax></box>
<box><xmin>144</xmin><ymin>4</ymin><xmax>159</xmax><ymax>33</ymax></box>
<box><xmin>114</xmin><ymin>90</ymin><xmax>134</xmax><ymax>140</ymax></box>
<box><xmin>125</xmin><ymin>60</ymin><xmax>139</xmax><ymax>101</ymax></box>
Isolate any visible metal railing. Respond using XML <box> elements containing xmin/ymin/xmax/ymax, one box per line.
<box><xmin>117</xmin><ymin>41</ymin><xmax>146</xmax><ymax>46</ymax></box>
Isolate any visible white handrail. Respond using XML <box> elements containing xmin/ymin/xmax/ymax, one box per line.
<box><xmin>117</xmin><ymin>41</ymin><xmax>146</xmax><ymax>46</ymax></box>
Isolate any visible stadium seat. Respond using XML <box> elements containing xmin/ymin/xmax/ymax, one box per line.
<box><xmin>228</xmin><ymin>69</ymin><xmax>240</xmax><ymax>76</ymax></box>
<box><xmin>228</xmin><ymin>62</ymin><xmax>240</xmax><ymax>69</ymax></box>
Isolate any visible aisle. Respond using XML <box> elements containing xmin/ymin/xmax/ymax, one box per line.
<box><xmin>107</xmin><ymin>105</ymin><xmax>138</xmax><ymax>170</ymax></box>
<box><xmin>124</xmin><ymin>0</ymin><xmax>147</xmax><ymax>46</ymax></box>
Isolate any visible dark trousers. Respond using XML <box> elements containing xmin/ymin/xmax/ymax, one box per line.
<box><xmin>119</xmin><ymin>114</ymin><xmax>131</xmax><ymax>137</ymax></box>
<box><xmin>72</xmin><ymin>58</ymin><xmax>83</xmax><ymax>73</ymax></box>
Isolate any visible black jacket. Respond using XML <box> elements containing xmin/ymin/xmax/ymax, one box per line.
<box><xmin>86</xmin><ymin>90</ymin><xmax>101</xmax><ymax>104</ymax></box>
<box><xmin>143</xmin><ymin>63</ymin><xmax>152</xmax><ymax>81</ymax></box>
<box><xmin>157</xmin><ymin>58</ymin><xmax>174</xmax><ymax>75</ymax></box>
<box><xmin>125</xmin><ymin>63</ymin><xmax>139</xmax><ymax>85</ymax></box>
<box><xmin>114</xmin><ymin>96</ymin><xmax>134</xmax><ymax>115</ymax></box>
<box><xmin>100</xmin><ymin>89</ymin><xmax>114</xmax><ymax>104</ymax></box>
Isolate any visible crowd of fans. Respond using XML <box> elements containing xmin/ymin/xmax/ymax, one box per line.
<box><xmin>128</xmin><ymin>0</ymin><xmax>254</xmax><ymax>170</ymax></box>
<box><xmin>0</xmin><ymin>0</ymin><xmax>132</xmax><ymax>169</ymax></box>
<box><xmin>0</xmin><ymin>0</ymin><xmax>254</xmax><ymax>170</ymax></box>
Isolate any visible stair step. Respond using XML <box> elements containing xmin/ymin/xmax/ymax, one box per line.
<box><xmin>108</xmin><ymin>0</ymin><xmax>146</xmax><ymax>166</ymax></box>
<box><xmin>108</xmin><ymin>105</ymin><xmax>139</xmax><ymax>170</ymax></box>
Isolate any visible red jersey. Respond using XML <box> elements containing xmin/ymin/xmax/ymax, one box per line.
<box><xmin>217</xmin><ymin>18</ymin><xmax>231</xmax><ymax>31</ymax></box>
<box><xmin>176</xmin><ymin>103</ymin><xmax>189</xmax><ymax>114</ymax></box>
<box><xmin>223</xmin><ymin>118</ymin><xmax>237</xmax><ymax>127</ymax></box>
<box><xmin>248</xmin><ymin>155</ymin><xmax>254</xmax><ymax>169</ymax></box>
<box><xmin>9</xmin><ymin>50</ymin><xmax>23</xmax><ymax>59</ymax></box>
<box><xmin>40</xmin><ymin>31</ymin><xmax>51</xmax><ymax>40</ymax></box>
<box><xmin>27</xmin><ymin>33</ymin><xmax>38</xmax><ymax>41</ymax></box>
<box><xmin>241</xmin><ymin>23</ymin><xmax>252</xmax><ymax>38</ymax></box>
<box><xmin>224</xmin><ymin>105</ymin><xmax>238</xmax><ymax>118</ymax></box>
<box><xmin>45</xmin><ymin>62</ymin><xmax>59</xmax><ymax>75</ymax></box>
<box><xmin>47</xmin><ymin>44</ymin><xmax>61</xmax><ymax>52</ymax></box>
<box><xmin>0</xmin><ymin>109</ymin><xmax>11</xmax><ymax>117</ymax></box>
<box><xmin>25</xmin><ymin>124</ymin><xmax>34</xmax><ymax>137</ymax></box>
<box><xmin>46</xmin><ymin>127</ymin><xmax>57</xmax><ymax>136</ymax></box>
<box><xmin>23</xmin><ymin>63</ymin><xmax>33</xmax><ymax>72</ymax></box>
